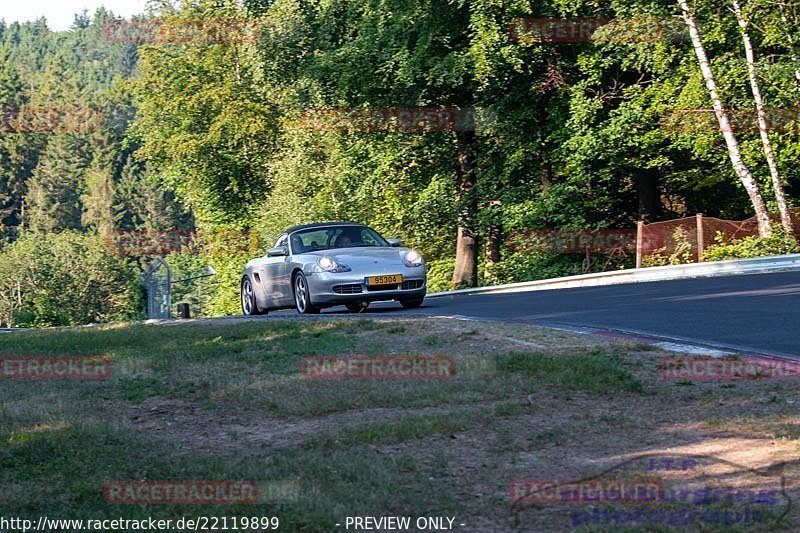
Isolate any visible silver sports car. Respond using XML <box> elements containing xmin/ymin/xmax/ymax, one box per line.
<box><xmin>241</xmin><ymin>222</ymin><xmax>427</xmax><ymax>314</ymax></box>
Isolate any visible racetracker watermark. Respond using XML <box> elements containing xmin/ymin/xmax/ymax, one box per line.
<box><xmin>569</xmin><ymin>484</ymin><xmax>780</xmax><ymax>527</ymax></box>
<box><xmin>0</xmin><ymin>107</ymin><xmax>102</xmax><ymax>133</ymax></box>
<box><xmin>301</xmin><ymin>355</ymin><xmax>457</xmax><ymax>379</ymax></box>
<box><xmin>102</xmin><ymin>230</ymin><xmax>260</xmax><ymax>255</ymax></box>
<box><xmin>104</xmin><ymin>19</ymin><xmax>258</xmax><ymax>44</ymax></box>
<box><xmin>296</xmin><ymin>107</ymin><xmax>486</xmax><ymax>132</ymax></box>
<box><xmin>509</xmin><ymin>479</ymin><xmax>662</xmax><ymax>504</ymax></box>
<box><xmin>660</xmin><ymin>355</ymin><xmax>800</xmax><ymax>381</ymax></box>
<box><xmin>571</xmin><ymin>507</ymin><xmax>767</xmax><ymax>527</ymax></box>
<box><xmin>507</xmin><ymin>229</ymin><xmax>664</xmax><ymax>255</ymax></box>
<box><xmin>661</xmin><ymin>109</ymin><xmax>800</xmax><ymax>133</ymax></box>
<box><xmin>103</xmin><ymin>481</ymin><xmax>260</xmax><ymax>505</ymax></box>
<box><xmin>509</xmin><ymin>18</ymin><xmax>672</xmax><ymax>43</ymax></box>
<box><xmin>511</xmin><ymin>453</ymin><xmax>789</xmax><ymax>529</ymax></box>
<box><xmin>0</xmin><ymin>356</ymin><xmax>110</xmax><ymax>380</ymax></box>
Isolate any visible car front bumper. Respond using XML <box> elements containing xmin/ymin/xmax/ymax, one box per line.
<box><xmin>305</xmin><ymin>267</ymin><xmax>427</xmax><ymax>305</ymax></box>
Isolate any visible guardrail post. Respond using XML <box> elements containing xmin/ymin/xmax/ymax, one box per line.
<box><xmin>636</xmin><ymin>219</ymin><xmax>644</xmax><ymax>268</ymax></box>
<box><xmin>696</xmin><ymin>213</ymin><xmax>704</xmax><ymax>262</ymax></box>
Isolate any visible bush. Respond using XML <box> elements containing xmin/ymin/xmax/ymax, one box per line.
<box><xmin>203</xmin><ymin>253</ymin><xmax>252</xmax><ymax>316</ymax></box>
<box><xmin>482</xmin><ymin>252</ymin><xmax>586</xmax><ymax>285</ymax></box>
<box><xmin>703</xmin><ymin>226</ymin><xmax>800</xmax><ymax>262</ymax></box>
<box><xmin>425</xmin><ymin>257</ymin><xmax>455</xmax><ymax>293</ymax></box>
<box><xmin>0</xmin><ymin>232</ymin><xmax>143</xmax><ymax>327</ymax></box>
<box><xmin>641</xmin><ymin>227</ymin><xmax>695</xmax><ymax>267</ymax></box>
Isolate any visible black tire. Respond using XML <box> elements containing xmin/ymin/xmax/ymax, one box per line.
<box><xmin>346</xmin><ymin>301</ymin><xmax>369</xmax><ymax>313</ymax></box>
<box><xmin>293</xmin><ymin>272</ymin><xmax>320</xmax><ymax>314</ymax></box>
<box><xmin>400</xmin><ymin>297</ymin><xmax>424</xmax><ymax>309</ymax></box>
<box><xmin>241</xmin><ymin>277</ymin><xmax>267</xmax><ymax>316</ymax></box>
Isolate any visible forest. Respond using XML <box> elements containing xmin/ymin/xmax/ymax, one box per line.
<box><xmin>1</xmin><ymin>0</ymin><xmax>799</xmax><ymax>326</ymax></box>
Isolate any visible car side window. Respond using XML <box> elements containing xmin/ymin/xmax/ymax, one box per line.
<box><xmin>290</xmin><ymin>234</ymin><xmax>305</xmax><ymax>254</ymax></box>
<box><xmin>275</xmin><ymin>234</ymin><xmax>288</xmax><ymax>251</ymax></box>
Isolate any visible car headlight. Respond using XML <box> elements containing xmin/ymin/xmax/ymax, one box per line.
<box><xmin>319</xmin><ymin>256</ymin><xmax>351</xmax><ymax>272</ymax></box>
<box><xmin>403</xmin><ymin>250</ymin><xmax>424</xmax><ymax>267</ymax></box>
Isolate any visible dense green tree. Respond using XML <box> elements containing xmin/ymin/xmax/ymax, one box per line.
<box><xmin>130</xmin><ymin>0</ymin><xmax>276</xmax><ymax>228</ymax></box>
<box><xmin>3</xmin><ymin>0</ymin><xmax>800</xmax><ymax>323</ymax></box>
<box><xmin>24</xmin><ymin>135</ymin><xmax>89</xmax><ymax>232</ymax></box>
<box><xmin>0</xmin><ymin>231</ymin><xmax>142</xmax><ymax>327</ymax></box>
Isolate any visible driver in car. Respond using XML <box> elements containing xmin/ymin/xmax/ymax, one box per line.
<box><xmin>334</xmin><ymin>229</ymin><xmax>360</xmax><ymax>248</ymax></box>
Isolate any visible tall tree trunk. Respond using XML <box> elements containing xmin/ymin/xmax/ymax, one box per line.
<box><xmin>541</xmin><ymin>161</ymin><xmax>552</xmax><ymax>192</ymax></box>
<box><xmin>637</xmin><ymin>169</ymin><xmax>660</xmax><ymax>222</ymax></box>
<box><xmin>678</xmin><ymin>0</ymin><xmax>772</xmax><ymax>237</ymax></box>
<box><xmin>733</xmin><ymin>0</ymin><xmax>793</xmax><ymax>234</ymax></box>
<box><xmin>484</xmin><ymin>199</ymin><xmax>501</xmax><ymax>283</ymax></box>
<box><xmin>451</xmin><ymin>131</ymin><xmax>478</xmax><ymax>289</ymax></box>
<box><xmin>485</xmin><ymin>224</ymin><xmax>501</xmax><ymax>266</ymax></box>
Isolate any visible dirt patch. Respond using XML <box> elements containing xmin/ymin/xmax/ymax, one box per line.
<box><xmin>359</xmin><ymin>384</ymin><xmax>800</xmax><ymax>531</ymax></box>
<box><xmin>122</xmin><ymin>319</ymin><xmax>800</xmax><ymax>531</ymax></box>
<box><xmin>127</xmin><ymin>396</ymin><xmax>496</xmax><ymax>455</ymax></box>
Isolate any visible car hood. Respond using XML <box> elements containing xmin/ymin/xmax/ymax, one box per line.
<box><xmin>305</xmin><ymin>247</ymin><xmax>411</xmax><ymax>267</ymax></box>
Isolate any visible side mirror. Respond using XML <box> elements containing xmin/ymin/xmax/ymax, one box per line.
<box><xmin>387</xmin><ymin>238</ymin><xmax>402</xmax><ymax>247</ymax></box>
<box><xmin>267</xmin><ymin>246</ymin><xmax>288</xmax><ymax>257</ymax></box>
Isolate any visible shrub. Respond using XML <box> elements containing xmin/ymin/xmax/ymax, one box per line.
<box><xmin>425</xmin><ymin>257</ymin><xmax>455</xmax><ymax>293</ymax></box>
<box><xmin>703</xmin><ymin>226</ymin><xmax>800</xmax><ymax>261</ymax></box>
<box><xmin>641</xmin><ymin>226</ymin><xmax>695</xmax><ymax>267</ymax></box>
<box><xmin>482</xmin><ymin>252</ymin><xmax>586</xmax><ymax>285</ymax></box>
<box><xmin>0</xmin><ymin>232</ymin><xmax>143</xmax><ymax>327</ymax></box>
<box><xmin>203</xmin><ymin>253</ymin><xmax>252</xmax><ymax>316</ymax></box>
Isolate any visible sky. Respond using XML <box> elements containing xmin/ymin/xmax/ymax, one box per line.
<box><xmin>1</xmin><ymin>0</ymin><xmax>148</xmax><ymax>32</ymax></box>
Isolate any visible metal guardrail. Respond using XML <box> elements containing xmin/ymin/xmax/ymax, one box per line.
<box><xmin>428</xmin><ymin>253</ymin><xmax>800</xmax><ymax>298</ymax></box>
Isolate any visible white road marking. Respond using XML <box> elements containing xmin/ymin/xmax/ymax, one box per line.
<box><xmin>652</xmin><ymin>342</ymin><xmax>734</xmax><ymax>356</ymax></box>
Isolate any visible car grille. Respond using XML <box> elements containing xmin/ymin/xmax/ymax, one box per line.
<box><xmin>332</xmin><ymin>284</ymin><xmax>363</xmax><ymax>294</ymax></box>
<box><xmin>401</xmin><ymin>279</ymin><xmax>424</xmax><ymax>290</ymax></box>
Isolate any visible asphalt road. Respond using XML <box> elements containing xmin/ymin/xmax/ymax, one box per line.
<box><xmin>271</xmin><ymin>270</ymin><xmax>800</xmax><ymax>356</ymax></box>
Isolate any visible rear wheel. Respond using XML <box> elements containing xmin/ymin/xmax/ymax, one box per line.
<box><xmin>400</xmin><ymin>297</ymin><xmax>424</xmax><ymax>309</ymax></box>
<box><xmin>293</xmin><ymin>272</ymin><xmax>320</xmax><ymax>314</ymax></box>
<box><xmin>346</xmin><ymin>301</ymin><xmax>369</xmax><ymax>313</ymax></box>
<box><xmin>241</xmin><ymin>277</ymin><xmax>267</xmax><ymax>316</ymax></box>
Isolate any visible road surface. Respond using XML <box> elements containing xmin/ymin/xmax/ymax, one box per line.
<box><xmin>269</xmin><ymin>270</ymin><xmax>800</xmax><ymax>356</ymax></box>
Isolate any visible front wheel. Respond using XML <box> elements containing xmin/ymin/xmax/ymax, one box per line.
<box><xmin>399</xmin><ymin>297</ymin><xmax>424</xmax><ymax>309</ymax></box>
<box><xmin>294</xmin><ymin>272</ymin><xmax>320</xmax><ymax>314</ymax></box>
<box><xmin>241</xmin><ymin>277</ymin><xmax>267</xmax><ymax>316</ymax></box>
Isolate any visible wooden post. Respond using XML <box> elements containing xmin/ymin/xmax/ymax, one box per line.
<box><xmin>696</xmin><ymin>213</ymin><xmax>704</xmax><ymax>262</ymax></box>
<box><xmin>636</xmin><ymin>219</ymin><xmax>644</xmax><ymax>268</ymax></box>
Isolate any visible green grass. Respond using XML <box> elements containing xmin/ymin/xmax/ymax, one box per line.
<box><xmin>494</xmin><ymin>401</ymin><xmax>528</xmax><ymax>417</ymax></box>
<box><xmin>0</xmin><ymin>419</ymin><xmax>451</xmax><ymax>529</ymax></box>
<box><xmin>495</xmin><ymin>349</ymin><xmax>643</xmax><ymax>394</ymax></box>
<box><xmin>308</xmin><ymin>412</ymin><xmax>482</xmax><ymax>448</ymax></box>
<box><xmin>0</xmin><ymin>318</ymin><xmax>648</xmax><ymax>530</ymax></box>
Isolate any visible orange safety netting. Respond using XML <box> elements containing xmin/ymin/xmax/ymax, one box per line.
<box><xmin>640</xmin><ymin>209</ymin><xmax>800</xmax><ymax>261</ymax></box>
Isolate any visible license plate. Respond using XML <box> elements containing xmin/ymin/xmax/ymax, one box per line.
<box><xmin>367</xmin><ymin>274</ymin><xmax>403</xmax><ymax>285</ymax></box>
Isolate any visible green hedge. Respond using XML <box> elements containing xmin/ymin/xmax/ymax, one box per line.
<box><xmin>0</xmin><ymin>232</ymin><xmax>143</xmax><ymax>327</ymax></box>
<box><xmin>703</xmin><ymin>226</ymin><xmax>800</xmax><ymax>261</ymax></box>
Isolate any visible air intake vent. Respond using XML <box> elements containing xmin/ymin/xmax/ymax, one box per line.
<box><xmin>400</xmin><ymin>279</ymin><xmax>424</xmax><ymax>290</ymax></box>
<box><xmin>333</xmin><ymin>284</ymin><xmax>363</xmax><ymax>294</ymax></box>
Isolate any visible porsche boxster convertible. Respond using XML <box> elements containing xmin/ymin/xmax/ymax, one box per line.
<box><xmin>241</xmin><ymin>222</ymin><xmax>427</xmax><ymax>314</ymax></box>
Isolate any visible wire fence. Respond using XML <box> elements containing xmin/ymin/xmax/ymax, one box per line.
<box><xmin>638</xmin><ymin>209</ymin><xmax>800</xmax><ymax>265</ymax></box>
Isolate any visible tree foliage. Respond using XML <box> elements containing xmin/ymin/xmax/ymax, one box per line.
<box><xmin>2</xmin><ymin>0</ymin><xmax>800</xmax><ymax>322</ymax></box>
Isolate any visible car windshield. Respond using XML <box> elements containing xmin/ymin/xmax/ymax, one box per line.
<box><xmin>289</xmin><ymin>226</ymin><xmax>388</xmax><ymax>253</ymax></box>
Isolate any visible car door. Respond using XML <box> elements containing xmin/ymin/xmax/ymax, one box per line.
<box><xmin>268</xmin><ymin>234</ymin><xmax>293</xmax><ymax>305</ymax></box>
<box><xmin>256</xmin><ymin>234</ymin><xmax>290</xmax><ymax>307</ymax></box>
